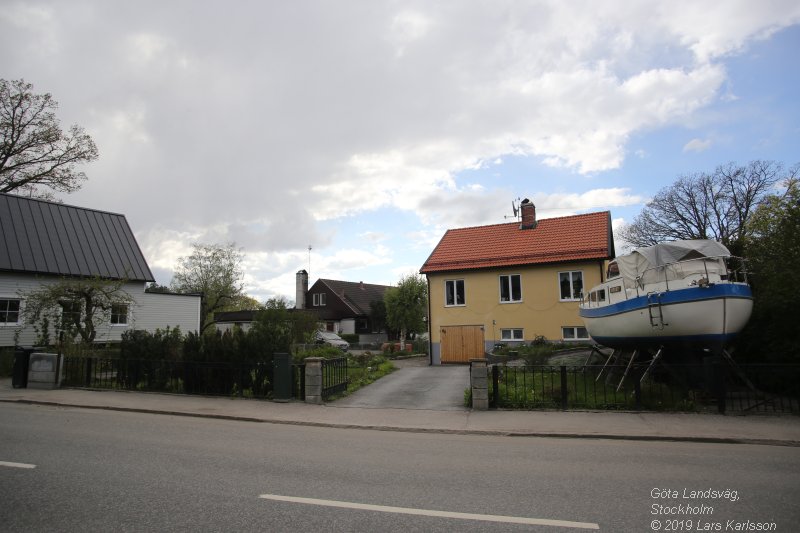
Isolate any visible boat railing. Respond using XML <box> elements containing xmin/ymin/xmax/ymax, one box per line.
<box><xmin>582</xmin><ymin>255</ymin><xmax>749</xmax><ymax>308</ymax></box>
<box><xmin>635</xmin><ymin>255</ymin><xmax>749</xmax><ymax>292</ymax></box>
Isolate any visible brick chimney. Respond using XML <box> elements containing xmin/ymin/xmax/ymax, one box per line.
<box><xmin>519</xmin><ymin>198</ymin><xmax>537</xmax><ymax>230</ymax></box>
<box><xmin>295</xmin><ymin>270</ymin><xmax>308</xmax><ymax>309</ymax></box>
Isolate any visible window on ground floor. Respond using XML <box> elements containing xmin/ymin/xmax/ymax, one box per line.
<box><xmin>0</xmin><ymin>298</ymin><xmax>21</xmax><ymax>325</ymax></box>
<box><xmin>562</xmin><ymin>326</ymin><xmax>589</xmax><ymax>341</ymax></box>
<box><xmin>110</xmin><ymin>304</ymin><xmax>128</xmax><ymax>325</ymax></box>
<box><xmin>500</xmin><ymin>328</ymin><xmax>524</xmax><ymax>341</ymax></box>
<box><xmin>60</xmin><ymin>301</ymin><xmax>82</xmax><ymax>328</ymax></box>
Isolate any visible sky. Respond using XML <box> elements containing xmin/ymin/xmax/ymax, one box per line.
<box><xmin>2</xmin><ymin>1</ymin><xmax>799</xmax><ymax>303</ymax></box>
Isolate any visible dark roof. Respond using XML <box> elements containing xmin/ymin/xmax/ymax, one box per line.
<box><xmin>421</xmin><ymin>211</ymin><xmax>614</xmax><ymax>273</ymax></box>
<box><xmin>0</xmin><ymin>193</ymin><xmax>155</xmax><ymax>281</ymax></box>
<box><xmin>317</xmin><ymin>279</ymin><xmax>390</xmax><ymax>316</ymax></box>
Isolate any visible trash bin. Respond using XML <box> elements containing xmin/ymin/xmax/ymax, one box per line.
<box><xmin>12</xmin><ymin>347</ymin><xmax>33</xmax><ymax>389</ymax></box>
<box><xmin>273</xmin><ymin>352</ymin><xmax>291</xmax><ymax>402</ymax></box>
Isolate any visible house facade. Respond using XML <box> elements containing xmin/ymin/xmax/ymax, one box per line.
<box><xmin>297</xmin><ymin>270</ymin><xmax>389</xmax><ymax>343</ymax></box>
<box><xmin>420</xmin><ymin>199</ymin><xmax>615</xmax><ymax>364</ymax></box>
<box><xmin>0</xmin><ymin>193</ymin><xmax>201</xmax><ymax>347</ymax></box>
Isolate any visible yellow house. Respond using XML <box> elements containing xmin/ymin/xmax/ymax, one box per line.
<box><xmin>420</xmin><ymin>199</ymin><xmax>615</xmax><ymax>364</ymax></box>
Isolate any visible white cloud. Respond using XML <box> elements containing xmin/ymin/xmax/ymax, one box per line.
<box><xmin>3</xmin><ymin>1</ymin><xmax>796</xmax><ymax>302</ymax></box>
<box><xmin>683</xmin><ymin>138</ymin><xmax>713</xmax><ymax>152</ymax></box>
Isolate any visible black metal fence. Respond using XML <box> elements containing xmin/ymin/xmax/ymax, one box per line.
<box><xmin>321</xmin><ymin>357</ymin><xmax>348</xmax><ymax>399</ymax></box>
<box><xmin>487</xmin><ymin>363</ymin><xmax>800</xmax><ymax>413</ymax></box>
<box><xmin>62</xmin><ymin>356</ymin><xmax>306</xmax><ymax>400</ymax></box>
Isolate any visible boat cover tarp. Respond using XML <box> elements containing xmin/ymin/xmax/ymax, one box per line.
<box><xmin>615</xmin><ymin>240</ymin><xmax>730</xmax><ymax>284</ymax></box>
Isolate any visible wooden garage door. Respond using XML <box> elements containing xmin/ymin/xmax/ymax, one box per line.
<box><xmin>440</xmin><ymin>325</ymin><xmax>485</xmax><ymax>364</ymax></box>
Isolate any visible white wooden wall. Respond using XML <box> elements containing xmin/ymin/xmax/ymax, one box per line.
<box><xmin>0</xmin><ymin>273</ymin><xmax>201</xmax><ymax>347</ymax></box>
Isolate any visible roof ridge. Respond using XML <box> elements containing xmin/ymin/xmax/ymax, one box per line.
<box><xmin>0</xmin><ymin>192</ymin><xmax>129</xmax><ymax>219</ymax></box>
<box><xmin>447</xmin><ymin>210</ymin><xmax>609</xmax><ymax>233</ymax></box>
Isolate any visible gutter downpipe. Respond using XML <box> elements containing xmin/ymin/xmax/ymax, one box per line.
<box><xmin>425</xmin><ymin>275</ymin><xmax>433</xmax><ymax>365</ymax></box>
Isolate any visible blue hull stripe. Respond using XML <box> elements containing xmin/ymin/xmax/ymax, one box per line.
<box><xmin>579</xmin><ymin>283</ymin><xmax>752</xmax><ymax>319</ymax></box>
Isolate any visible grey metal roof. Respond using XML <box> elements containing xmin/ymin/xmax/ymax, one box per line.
<box><xmin>0</xmin><ymin>193</ymin><xmax>155</xmax><ymax>282</ymax></box>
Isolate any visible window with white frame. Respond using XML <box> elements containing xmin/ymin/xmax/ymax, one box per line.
<box><xmin>445</xmin><ymin>279</ymin><xmax>465</xmax><ymax>306</ymax></box>
<box><xmin>0</xmin><ymin>298</ymin><xmax>21</xmax><ymax>325</ymax></box>
<box><xmin>110</xmin><ymin>304</ymin><xmax>128</xmax><ymax>325</ymax></box>
<box><xmin>499</xmin><ymin>274</ymin><xmax>522</xmax><ymax>303</ymax></box>
<box><xmin>559</xmin><ymin>271</ymin><xmax>583</xmax><ymax>301</ymax></box>
<box><xmin>313</xmin><ymin>293</ymin><xmax>326</xmax><ymax>306</ymax></box>
<box><xmin>500</xmin><ymin>328</ymin><xmax>524</xmax><ymax>341</ymax></box>
<box><xmin>562</xmin><ymin>326</ymin><xmax>589</xmax><ymax>341</ymax></box>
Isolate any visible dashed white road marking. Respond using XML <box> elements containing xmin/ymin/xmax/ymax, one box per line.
<box><xmin>0</xmin><ymin>461</ymin><xmax>36</xmax><ymax>469</ymax></box>
<box><xmin>259</xmin><ymin>493</ymin><xmax>599</xmax><ymax>529</ymax></box>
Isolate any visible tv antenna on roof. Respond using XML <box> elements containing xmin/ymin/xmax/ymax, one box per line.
<box><xmin>308</xmin><ymin>245</ymin><xmax>312</xmax><ymax>277</ymax></box>
<box><xmin>505</xmin><ymin>197</ymin><xmax>521</xmax><ymax>220</ymax></box>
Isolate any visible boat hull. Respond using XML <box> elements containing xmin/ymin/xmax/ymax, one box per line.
<box><xmin>579</xmin><ymin>284</ymin><xmax>752</xmax><ymax>351</ymax></box>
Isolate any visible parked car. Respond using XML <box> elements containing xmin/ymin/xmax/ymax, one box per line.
<box><xmin>315</xmin><ymin>331</ymin><xmax>349</xmax><ymax>351</ymax></box>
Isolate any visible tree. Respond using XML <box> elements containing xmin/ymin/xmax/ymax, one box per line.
<box><xmin>620</xmin><ymin>161</ymin><xmax>788</xmax><ymax>255</ymax></box>
<box><xmin>1</xmin><ymin>79</ymin><xmax>98</xmax><ymax>199</ymax></box>
<box><xmin>21</xmin><ymin>277</ymin><xmax>135</xmax><ymax>345</ymax></box>
<box><xmin>737</xmin><ymin>172</ymin><xmax>800</xmax><ymax>360</ymax></box>
<box><xmin>170</xmin><ymin>243</ymin><xmax>245</xmax><ymax>334</ymax></box>
<box><xmin>384</xmin><ymin>274</ymin><xmax>428</xmax><ymax>350</ymax></box>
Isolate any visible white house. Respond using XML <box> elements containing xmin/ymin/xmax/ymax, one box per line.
<box><xmin>0</xmin><ymin>193</ymin><xmax>201</xmax><ymax>347</ymax></box>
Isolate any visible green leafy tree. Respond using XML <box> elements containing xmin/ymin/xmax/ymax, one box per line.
<box><xmin>620</xmin><ymin>161</ymin><xmax>788</xmax><ymax>255</ymax></box>
<box><xmin>384</xmin><ymin>274</ymin><xmax>428</xmax><ymax>350</ymax></box>
<box><xmin>0</xmin><ymin>78</ymin><xmax>98</xmax><ymax>199</ymax></box>
<box><xmin>170</xmin><ymin>243</ymin><xmax>245</xmax><ymax>334</ymax></box>
<box><xmin>738</xmin><ymin>173</ymin><xmax>800</xmax><ymax>360</ymax></box>
<box><xmin>21</xmin><ymin>277</ymin><xmax>135</xmax><ymax>345</ymax></box>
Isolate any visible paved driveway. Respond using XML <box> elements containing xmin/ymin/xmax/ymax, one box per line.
<box><xmin>334</xmin><ymin>358</ymin><xmax>470</xmax><ymax>411</ymax></box>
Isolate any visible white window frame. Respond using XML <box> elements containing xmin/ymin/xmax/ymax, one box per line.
<box><xmin>110</xmin><ymin>304</ymin><xmax>128</xmax><ymax>326</ymax></box>
<box><xmin>444</xmin><ymin>279</ymin><xmax>465</xmax><ymax>307</ymax></box>
<box><xmin>500</xmin><ymin>328</ymin><xmax>524</xmax><ymax>341</ymax></box>
<box><xmin>562</xmin><ymin>326</ymin><xmax>589</xmax><ymax>341</ymax></box>
<box><xmin>558</xmin><ymin>270</ymin><xmax>584</xmax><ymax>301</ymax></box>
<box><xmin>0</xmin><ymin>298</ymin><xmax>21</xmax><ymax>326</ymax></box>
<box><xmin>499</xmin><ymin>274</ymin><xmax>522</xmax><ymax>303</ymax></box>
<box><xmin>313</xmin><ymin>293</ymin><xmax>326</xmax><ymax>306</ymax></box>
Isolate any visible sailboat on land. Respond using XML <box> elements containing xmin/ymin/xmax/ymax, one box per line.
<box><xmin>579</xmin><ymin>240</ymin><xmax>753</xmax><ymax>352</ymax></box>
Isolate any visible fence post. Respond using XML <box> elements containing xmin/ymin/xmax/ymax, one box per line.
<box><xmin>492</xmin><ymin>364</ymin><xmax>499</xmax><ymax>408</ymax></box>
<box><xmin>84</xmin><ymin>358</ymin><xmax>93</xmax><ymax>388</ymax></box>
<box><xmin>304</xmin><ymin>357</ymin><xmax>323</xmax><ymax>405</ymax></box>
<box><xmin>560</xmin><ymin>366</ymin><xmax>568</xmax><ymax>410</ymax></box>
<box><xmin>713</xmin><ymin>361</ymin><xmax>726</xmax><ymax>414</ymax></box>
<box><xmin>470</xmin><ymin>359</ymin><xmax>488</xmax><ymax>410</ymax></box>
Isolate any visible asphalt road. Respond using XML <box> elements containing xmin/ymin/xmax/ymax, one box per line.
<box><xmin>1</xmin><ymin>404</ymin><xmax>799</xmax><ymax>532</ymax></box>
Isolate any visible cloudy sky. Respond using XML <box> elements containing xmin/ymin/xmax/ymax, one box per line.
<box><xmin>2</xmin><ymin>1</ymin><xmax>799</xmax><ymax>302</ymax></box>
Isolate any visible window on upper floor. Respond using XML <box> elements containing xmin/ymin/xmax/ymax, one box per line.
<box><xmin>0</xmin><ymin>298</ymin><xmax>21</xmax><ymax>325</ymax></box>
<box><xmin>559</xmin><ymin>271</ymin><xmax>583</xmax><ymax>301</ymax></box>
<box><xmin>110</xmin><ymin>304</ymin><xmax>128</xmax><ymax>325</ymax></box>
<box><xmin>313</xmin><ymin>293</ymin><xmax>326</xmax><ymax>306</ymax></box>
<box><xmin>445</xmin><ymin>279</ymin><xmax>465</xmax><ymax>306</ymax></box>
<box><xmin>499</xmin><ymin>274</ymin><xmax>522</xmax><ymax>303</ymax></box>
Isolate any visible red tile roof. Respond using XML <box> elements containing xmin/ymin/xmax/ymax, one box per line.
<box><xmin>420</xmin><ymin>211</ymin><xmax>614</xmax><ymax>273</ymax></box>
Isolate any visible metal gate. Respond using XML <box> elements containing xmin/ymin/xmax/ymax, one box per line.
<box><xmin>440</xmin><ymin>325</ymin><xmax>485</xmax><ymax>363</ymax></box>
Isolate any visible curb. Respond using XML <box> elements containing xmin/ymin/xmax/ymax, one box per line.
<box><xmin>3</xmin><ymin>398</ymin><xmax>798</xmax><ymax>448</ymax></box>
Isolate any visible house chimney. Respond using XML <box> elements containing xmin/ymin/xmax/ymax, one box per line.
<box><xmin>295</xmin><ymin>270</ymin><xmax>308</xmax><ymax>309</ymax></box>
<box><xmin>519</xmin><ymin>198</ymin><xmax>537</xmax><ymax>230</ymax></box>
